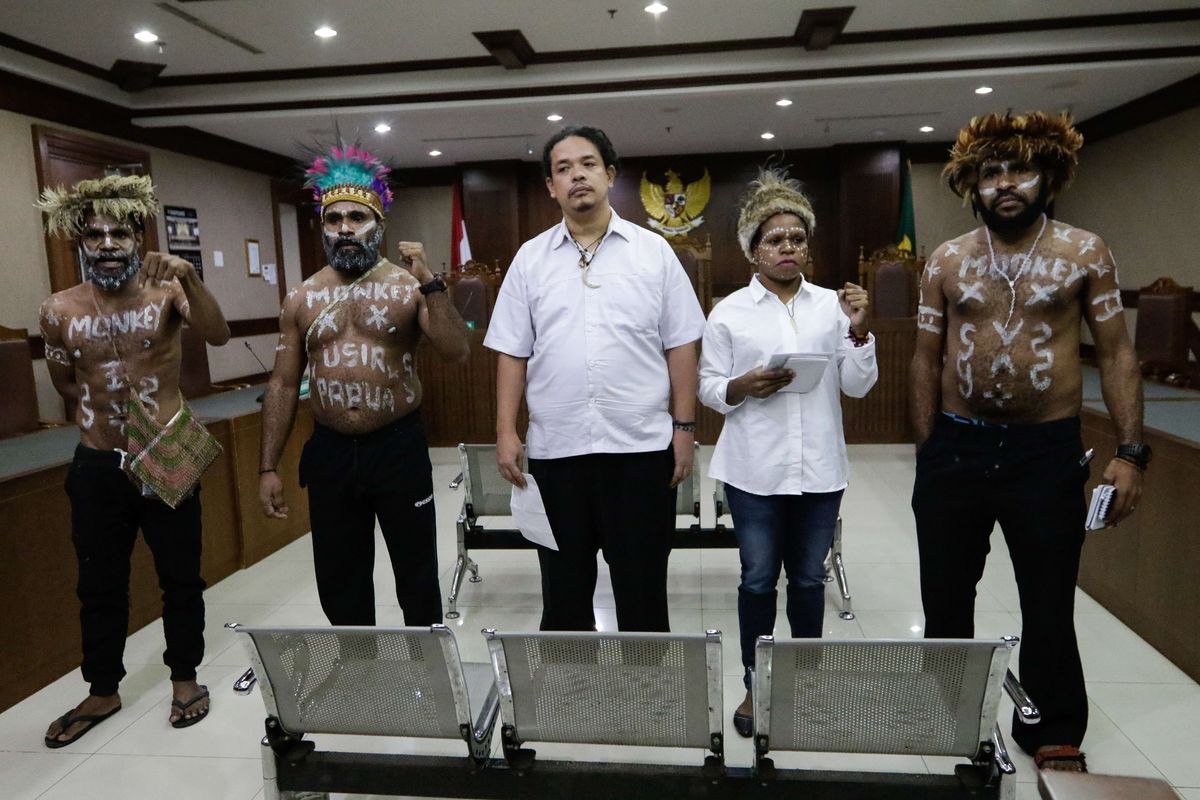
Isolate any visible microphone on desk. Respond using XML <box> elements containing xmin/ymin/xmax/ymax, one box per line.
<box><xmin>244</xmin><ymin>341</ymin><xmax>271</xmax><ymax>402</ymax></box>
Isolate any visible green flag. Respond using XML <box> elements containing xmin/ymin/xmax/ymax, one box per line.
<box><xmin>896</xmin><ymin>159</ymin><xmax>916</xmax><ymax>254</ymax></box>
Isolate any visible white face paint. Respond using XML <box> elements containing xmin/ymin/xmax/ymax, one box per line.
<box><xmin>923</xmin><ymin>260</ymin><xmax>941</xmax><ymax>281</ymax></box>
<box><xmin>956</xmin><ymin>323</ymin><xmax>976</xmax><ymax>399</ymax></box>
<box><xmin>1078</xmin><ymin>236</ymin><xmax>1096</xmax><ymax>256</ymax></box>
<box><xmin>978</xmin><ymin>172</ymin><xmax>1040</xmax><ymax>198</ymax></box>
<box><xmin>1029</xmin><ymin>323</ymin><xmax>1054</xmax><ymax>391</ymax></box>
<box><xmin>958</xmin><ymin>281</ymin><xmax>984</xmax><ymax>304</ymax></box>
<box><xmin>1025</xmin><ymin>281</ymin><xmax>1057</xmax><ymax>306</ymax></box>
<box><xmin>1052</xmin><ymin>225</ymin><xmax>1074</xmax><ymax>244</ymax></box>
<box><xmin>315</xmin><ymin>311</ymin><xmax>340</xmax><ymax>337</ymax></box>
<box><xmin>944</xmin><ymin>243</ymin><xmax>961</xmax><ymax>256</ymax></box>
<box><xmin>366</xmin><ymin>304</ymin><xmax>389</xmax><ymax>329</ymax></box>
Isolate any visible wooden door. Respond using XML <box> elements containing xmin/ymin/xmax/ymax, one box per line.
<box><xmin>32</xmin><ymin>125</ymin><xmax>160</xmax><ymax>293</ymax></box>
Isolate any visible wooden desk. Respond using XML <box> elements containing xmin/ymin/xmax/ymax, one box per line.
<box><xmin>0</xmin><ymin>386</ymin><xmax>312</xmax><ymax>713</ymax></box>
<box><xmin>1078</xmin><ymin>397</ymin><xmax>1200</xmax><ymax>683</ymax></box>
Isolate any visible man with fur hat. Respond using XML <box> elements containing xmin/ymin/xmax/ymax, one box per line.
<box><xmin>37</xmin><ymin>174</ymin><xmax>230</xmax><ymax>746</ymax></box>
<box><xmin>911</xmin><ymin>111</ymin><xmax>1145</xmax><ymax>772</ymax></box>
<box><xmin>486</xmin><ymin>125</ymin><xmax>705</xmax><ymax>632</ymax></box>
<box><xmin>259</xmin><ymin>143</ymin><xmax>470</xmax><ymax>629</ymax></box>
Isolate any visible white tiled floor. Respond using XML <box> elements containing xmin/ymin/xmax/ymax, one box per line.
<box><xmin>3</xmin><ymin>445</ymin><xmax>1196</xmax><ymax>799</ymax></box>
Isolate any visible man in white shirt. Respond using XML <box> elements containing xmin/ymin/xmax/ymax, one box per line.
<box><xmin>485</xmin><ymin>126</ymin><xmax>706</xmax><ymax>631</ymax></box>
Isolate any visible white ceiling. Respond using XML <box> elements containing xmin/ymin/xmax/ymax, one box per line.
<box><xmin>2</xmin><ymin>1</ymin><xmax>1198</xmax><ymax>166</ymax></box>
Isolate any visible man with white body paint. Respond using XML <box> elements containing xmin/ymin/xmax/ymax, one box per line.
<box><xmin>37</xmin><ymin>176</ymin><xmax>230</xmax><ymax>746</ymax></box>
<box><xmin>910</xmin><ymin>112</ymin><xmax>1145</xmax><ymax>773</ymax></box>
<box><xmin>259</xmin><ymin>143</ymin><xmax>469</xmax><ymax>628</ymax></box>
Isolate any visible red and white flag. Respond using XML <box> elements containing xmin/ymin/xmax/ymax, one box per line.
<box><xmin>451</xmin><ymin>180</ymin><xmax>472</xmax><ymax>270</ymax></box>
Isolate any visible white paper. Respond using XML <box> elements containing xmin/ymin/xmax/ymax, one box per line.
<box><xmin>213</xmin><ymin>250</ymin><xmax>224</xmax><ymax>267</ymax></box>
<box><xmin>510</xmin><ymin>474</ymin><xmax>558</xmax><ymax>550</ymax></box>
<box><xmin>262</xmin><ymin>263</ymin><xmax>277</xmax><ymax>284</ymax></box>
<box><xmin>764</xmin><ymin>352</ymin><xmax>831</xmax><ymax>393</ymax></box>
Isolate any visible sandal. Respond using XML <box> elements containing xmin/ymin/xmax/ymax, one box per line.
<box><xmin>170</xmin><ymin>686</ymin><xmax>210</xmax><ymax>729</ymax></box>
<box><xmin>44</xmin><ymin>704</ymin><xmax>122</xmax><ymax>749</ymax></box>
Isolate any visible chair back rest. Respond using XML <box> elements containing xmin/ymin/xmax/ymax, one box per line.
<box><xmin>486</xmin><ymin>630</ymin><xmax>721</xmax><ymax>749</ymax></box>
<box><xmin>858</xmin><ymin>245</ymin><xmax>923</xmax><ymax>319</ymax></box>
<box><xmin>0</xmin><ymin>326</ymin><xmax>39</xmax><ymax>437</ymax></box>
<box><xmin>1134</xmin><ymin>277</ymin><xmax>1192</xmax><ymax>368</ymax></box>
<box><xmin>451</xmin><ymin>275</ymin><xmax>490</xmax><ymax>328</ymax></box>
<box><xmin>459</xmin><ymin>443</ymin><xmax>516</xmax><ymax>518</ymax></box>
<box><xmin>235</xmin><ymin>624</ymin><xmax>478</xmax><ymax>739</ymax></box>
<box><xmin>713</xmin><ymin>479</ymin><xmax>730</xmax><ymax>519</ymax></box>
<box><xmin>755</xmin><ymin>637</ymin><xmax>1011</xmax><ymax>757</ymax></box>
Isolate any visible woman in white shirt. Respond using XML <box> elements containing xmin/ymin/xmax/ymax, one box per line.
<box><xmin>699</xmin><ymin>168</ymin><xmax>878</xmax><ymax>736</ymax></box>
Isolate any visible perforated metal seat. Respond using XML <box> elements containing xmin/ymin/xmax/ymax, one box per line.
<box><xmin>233</xmin><ymin>623</ymin><xmax>499</xmax><ymax>799</ymax></box>
<box><xmin>713</xmin><ymin>479</ymin><xmax>854</xmax><ymax>620</ymax></box>
<box><xmin>753</xmin><ymin>636</ymin><xmax>1019</xmax><ymax>796</ymax></box>
<box><xmin>446</xmin><ymin>442</ymin><xmax>703</xmax><ymax>618</ymax></box>
<box><xmin>484</xmin><ymin>629</ymin><xmax>724</xmax><ymax>771</ymax></box>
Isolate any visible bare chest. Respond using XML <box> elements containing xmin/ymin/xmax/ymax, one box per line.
<box><xmin>297</xmin><ymin>281</ymin><xmax>420</xmax><ymax>348</ymax></box>
<box><xmin>60</xmin><ymin>296</ymin><xmax>176</xmax><ymax>365</ymax></box>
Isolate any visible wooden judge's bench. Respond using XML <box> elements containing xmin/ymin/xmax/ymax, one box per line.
<box><xmin>0</xmin><ymin>386</ymin><xmax>313</xmax><ymax>714</ymax></box>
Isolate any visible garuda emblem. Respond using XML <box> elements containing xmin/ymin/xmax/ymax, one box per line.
<box><xmin>640</xmin><ymin>168</ymin><xmax>710</xmax><ymax>238</ymax></box>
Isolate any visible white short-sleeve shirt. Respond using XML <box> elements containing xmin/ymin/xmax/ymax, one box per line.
<box><xmin>484</xmin><ymin>210</ymin><xmax>706</xmax><ymax>459</ymax></box>
<box><xmin>699</xmin><ymin>275</ymin><xmax>878</xmax><ymax>495</ymax></box>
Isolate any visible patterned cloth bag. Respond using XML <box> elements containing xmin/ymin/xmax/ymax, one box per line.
<box><xmin>120</xmin><ymin>390</ymin><xmax>221</xmax><ymax>508</ymax></box>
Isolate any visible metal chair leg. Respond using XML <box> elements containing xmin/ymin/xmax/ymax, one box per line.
<box><xmin>830</xmin><ymin>517</ymin><xmax>854</xmax><ymax>620</ymax></box>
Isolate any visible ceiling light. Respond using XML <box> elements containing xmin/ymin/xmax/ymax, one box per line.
<box><xmin>546</xmin><ymin>113</ymin><xmax>563</xmax><ymax>122</ymax></box>
<box><xmin>134</xmin><ymin>30</ymin><xmax>158</xmax><ymax>43</ymax></box>
<box><xmin>760</xmin><ymin>131</ymin><xmax>775</xmax><ymax>140</ymax></box>
<box><xmin>374</xmin><ymin>123</ymin><xmax>391</xmax><ymax>133</ymax></box>
<box><xmin>975</xmin><ymin>85</ymin><xmax>993</xmax><ymax>95</ymax></box>
<box><xmin>919</xmin><ymin>125</ymin><xmax>935</xmax><ymax>133</ymax></box>
<box><xmin>645</xmin><ymin>2</ymin><xmax>668</xmax><ymax>14</ymax></box>
<box><xmin>314</xmin><ymin>26</ymin><xmax>337</xmax><ymax>38</ymax></box>
<box><xmin>428</xmin><ymin>150</ymin><xmax>442</xmax><ymax>157</ymax></box>
<box><xmin>775</xmin><ymin>98</ymin><xmax>793</xmax><ymax>107</ymax></box>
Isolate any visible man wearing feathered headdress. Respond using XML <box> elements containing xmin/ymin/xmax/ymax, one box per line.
<box><xmin>911</xmin><ymin>112</ymin><xmax>1145</xmax><ymax>772</ymax></box>
<box><xmin>37</xmin><ymin>174</ymin><xmax>230</xmax><ymax>746</ymax></box>
<box><xmin>258</xmin><ymin>143</ymin><xmax>470</xmax><ymax>631</ymax></box>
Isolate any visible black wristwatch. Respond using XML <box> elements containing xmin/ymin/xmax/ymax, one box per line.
<box><xmin>418</xmin><ymin>274</ymin><xmax>447</xmax><ymax>295</ymax></box>
<box><xmin>672</xmin><ymin>419</ymin><xmax>696</xmax><ymax>432</ymax></box>
<box><xmin>1115</xmin><ymin>442</ymin><xmax>1152</xmax><ymax>470</ymax></box>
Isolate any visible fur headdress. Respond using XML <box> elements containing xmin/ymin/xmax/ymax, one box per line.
<box><xmin>943</xmin><ymin>111</ymin><xmax>1084</xmax><ymax>200</ymax></box>
<box><xmin>304</xmin><ymin>143</ymin><xmax>393</xmax><ymax>218</ymax></box>
<box><xmin>735</xmin><ymin>167</ymin><xmax>816</xmax><ymax>262</ymax></box>
<box><xmin>35</xmin><ymin>174</ymin><xmax>160</xmax><ymax>238</ymax></box>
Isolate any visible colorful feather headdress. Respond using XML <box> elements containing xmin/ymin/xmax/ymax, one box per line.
<box><xmin>35</xmin><ymin>174</ymin><xmax>160</xmax><ymax>237</ymax></box>
<box><xmin>304</xmin><ymin>143</ymin><xmax>393</xmax><ymax>218</ymax></box>
<box><xmin>735</xmin><ymin>167</ymin><xmax>816</xmax><ymax>262</ymax></box>
<box><xmin>943</xmin><ymin>111</ymin><xmax>1084</xmax><ymax>200</ymax></box>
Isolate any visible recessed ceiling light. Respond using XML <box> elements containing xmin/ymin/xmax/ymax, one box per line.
<box><xmin>546</xmin><ymin>113</ymin><xmax>563</xmax><ymax>122</ymax></box>
<box><xmin>775</xmin><ymin>98</ymin><xmax>793</xmax><ymax>107</ymax></box>
<box><xmin>645</xmin><ymin>2</ymin><xmax>668</xmax><ymax>14</ymax></box>
<box><xmin>760</xmin><ymin>131</ymin><xmax>775</xmax><ymax>140</ymax></box>
<box><xmin>134</xmin><ymin>30</ymin><xmax>158</xmax><ymax>43</ymax></box>
<box><xmin>374</xmin><ymin>123</ymin><xmax>391</xmax><ymax>133</ymax></box>
<box><xmin>428</xmin><ymin>150</ymin><xmax>442</xmax><ymax>157</ymax></box>
<box><xmin>919</xmin><ymin>125</ymin><xmax>935</xmax><ymax>133</ymax></box>
<box><xmin>314</xmin><ymin>26</ymin><xmax>337</xmax><ymax>38</ymax></box>
<box><xmin>975</xmin><ymin>85</ymin><xmax>993</xmax><ymax>95</ymax></box>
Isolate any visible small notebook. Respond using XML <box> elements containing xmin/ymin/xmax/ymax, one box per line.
<box><xmin>764</xmin><ymin>352</ymin><xmax>831</xmax><ymax>394</ymax></box>
<box><xmin>1086</xmin><ymin>484</ymin><xmax>1116</xmax><ymax>531</ymax></box>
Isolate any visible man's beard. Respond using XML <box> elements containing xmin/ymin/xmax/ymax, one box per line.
<box><xmin>975</xmin><ymin>185</ymin><xmax>1050</xmax><ymax>235</ymax></box>
<box><xmin>82</xmin><ymin>250</ymin><xmax>141</xmax><ymax>291</ymax></box>
<box><xmin>325</xmin><ymin>226</ymin><xmax>384</xmax><ymax>273</ymax></box>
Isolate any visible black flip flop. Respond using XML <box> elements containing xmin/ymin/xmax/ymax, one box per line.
<box><xmin>170</xmin><ymin>686</ymin><xmax>210</xmax><ymax>729</ymax></box>
<box><xmin>44</xmin><ymin>704</ymin><xmax>122</xmax><ymax>749</ymax></box>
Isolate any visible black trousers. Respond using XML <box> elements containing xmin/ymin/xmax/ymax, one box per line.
<box><xmin>66</xmin><ymin>445</ymin><xmax>205</xmax><ymax>697</ymax></box>
<box><xmin>912</xmin><ymin>414</ymin><xmax>1090</xmax><ymax>753</ymax></box>
<box><xmin>300</xmin><ymin>413</ymin><xmax>441</xmax><ymax>627</ymax></box>
<box><xmin>529</xmin><ymin>446</ymin><xmax>676</xmax><ymax>632</ymax></box>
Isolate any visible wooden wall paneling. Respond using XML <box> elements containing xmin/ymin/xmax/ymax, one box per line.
<box><xmin>1078</xmin><ymin>409</ymin><xmax>1200</xmax><ymax>681</ymax></box>
<box><xmin>517</xmin><ymin>161</ymin><xmax>563</xmax><ymax>248</ymax></box>
<box><xmin>234</xmin><ymin>404</ymin><xmax>313</xmax><ymax>567</ymax></box>
<box><xmin>0</xmin><ymin>464</ymin><xmax>78</xmax><ymax>712</ymax></box>
<box><xmin>416</xmin><ymin>331</ymin><xmax>527</xmax><ymax>447</ymax></box>
<box><xmin>841</xmin><ymin>317</ymin><xmax>917</xmax><ymax>443</ymax></box>
<box><xmin>836</xmin><ymin>145</ymin><xmax>902</xmax><ymax>287</ymax></box>
<box><xmin>462</xmin><ymin>161</ymin><xmax>521</xmax><ymax>270</ymax></box>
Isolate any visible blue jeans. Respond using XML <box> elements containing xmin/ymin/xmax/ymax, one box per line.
<box><xmin>726</xmin><ymin>484</ymin><xmax>844</xmax><ymax>687</ymax></box>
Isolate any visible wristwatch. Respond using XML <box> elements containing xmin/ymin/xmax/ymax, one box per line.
<box><xmin>1115</xmin><ymin>442</ymin><xmax>1152</xmax><ymax>470</ymax></box>
<box><xmin>672</xmin><ymin>419</ymin><xmax>696</xmax><ymax>432</ymax></box>
<box><xmin>419</xmin><ymin>275</ymin><xmax>447</xmax><ymax>295</ymax></box>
